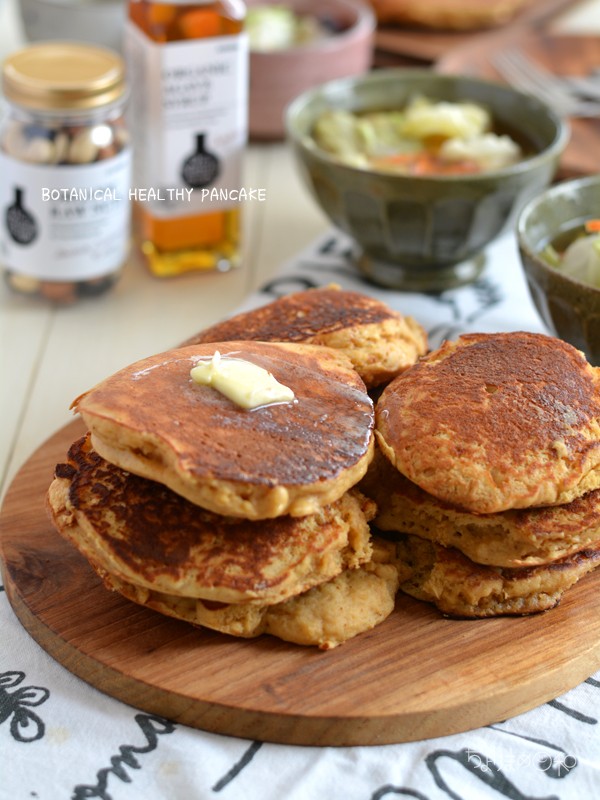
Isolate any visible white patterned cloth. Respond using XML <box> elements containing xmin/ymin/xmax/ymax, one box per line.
<box><xmin>2</xmin><ymin>231</ymin><xmax>599</xmax><ymax>800</ymax></box>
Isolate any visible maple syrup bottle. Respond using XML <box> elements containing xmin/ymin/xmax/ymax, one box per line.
<box><xmin>125</xmin><ymin>0</ymin><xmax>248</xmax><ymax>277</ymax></box>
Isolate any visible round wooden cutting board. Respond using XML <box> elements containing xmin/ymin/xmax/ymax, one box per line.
<box><xmin>2</xmin><ymin>419</ymin><xmax>600</xmax><ymax>747</ymax></box>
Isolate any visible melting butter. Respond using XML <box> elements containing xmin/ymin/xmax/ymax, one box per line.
<box><xmin>190</xmin><ymin>351</ymin><xmax>295</xmax><ymax>410</ymax></box>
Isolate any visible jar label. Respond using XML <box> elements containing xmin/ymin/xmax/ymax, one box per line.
<box><xmin>125</xmin><ymin>23</ymin><xmax>248</xmax><ymax>219</ymax></box>
<box><xmin>0</xmin><ymin>149</ymin><xmax>132</xmax><ymax>280</ymax></box>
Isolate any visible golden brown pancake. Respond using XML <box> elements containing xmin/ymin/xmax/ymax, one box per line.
<box><xmin>98</xmin><ymin>539</ymin><xmax>401</xmax><ymax>650</ymax></box>
<box><xmin>362</xmin><ymin>450</ymin><xmax>600</xmax><ymax>567</ymax></box>
<box><xmin>395</xmin><ymin>534</ymin><xmax>600</xmax><ymax>618</ymax></box>
<box><xmin>376</xmin><ymin>332</ymin><xmax>600</xmax><ymax>514</ymax></box>
<box><xmin>182</xmin><ymin>286</ymin><xmax>427</xmax><ymax>388</ymax></box>
<box><xmin>47</xmin><ymin>435</ymin><xmax>375</xmax><ymax>605</ymax></box>
<box><xmin>369</xmin><ymin>0</ymin><xmax>531</xmax><ymax>30</ymax></box>
<box><xmin>73</xmin><ymin>341</ymin><xmax>375</xmax><ymax>519</ymax></box>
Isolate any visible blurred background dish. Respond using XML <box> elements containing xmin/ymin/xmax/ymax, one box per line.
<box><xmin>369</xmin><ymin>0</ymin><xmax>534</xmax><ymax>31</ymax></box>
<box><xmin>246</xmin><ymin>0</ymin><xmax>375</xmax><ymax>140</ymax></box>
<box><xmin>517</xmin><ymin>174</ymin><xmax>600</xmax><ymax>366</ymax></box>
<box><xmin>18</xmin><ymin>0</ymin><xmax>125</xmax><ymax>52</ymax></box>
<box><xmin>287</xmin><ymin>68</ymin><xmax>569</xmax><ymax>292</ymax></box>
<box><xmin>371</xmin><ymin>0</ymin><xmax>578</xmax><ymax>64</ymax></box>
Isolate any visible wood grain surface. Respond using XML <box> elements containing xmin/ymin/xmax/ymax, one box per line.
<box><xmin>437</xmin><ymin>32</ymin><xmax>600</xmax><ymax>180</ymax></box>
<box><xmin>1</xmin><ymin>419</ymin><xmax>600</xmax><ymax>746</ymax></box>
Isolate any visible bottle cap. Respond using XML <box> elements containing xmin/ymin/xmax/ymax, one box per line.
<box><xmin>2</xmin><ymin>42</ymin><xmax>126</xmax><ymax>111</ymax></box>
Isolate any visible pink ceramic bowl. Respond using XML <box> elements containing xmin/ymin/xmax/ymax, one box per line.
<box><xmin>247</xmin><ymin>0</ymin><xmax>375</xmax><ymax>140</ymax></box>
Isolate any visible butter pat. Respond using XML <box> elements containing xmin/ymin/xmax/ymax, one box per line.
<box><xmin>190</xmin><ymin>351</ymin><xmax>295</xmax><ymax>410</ymax></box>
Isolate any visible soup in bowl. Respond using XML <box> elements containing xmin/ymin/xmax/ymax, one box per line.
<box><xmin>287</xmin><ymin>69</ymin><xmax>569</xmax><ymax>291</ymax></box>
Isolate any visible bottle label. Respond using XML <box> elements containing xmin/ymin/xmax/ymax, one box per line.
<box><xmin>125</xmin><ymin>22</ymin><xmax>248</xmax><ymax>219</ymax></box>
<box><xmin>0</xmin><ymin>149</ymin><xmax>132</xmax><ymax>280</ymax></box>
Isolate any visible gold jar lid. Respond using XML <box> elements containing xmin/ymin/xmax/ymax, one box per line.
<box><xmin>2</xmin><ymin>42</ymin><xmax>126</xmax><ymax>111</ymax></box>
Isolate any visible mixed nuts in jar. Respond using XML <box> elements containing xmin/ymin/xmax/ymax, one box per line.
<box><xmin>0</xmin><ymin>42</ymin><xmax>131</xmax><ymax>303</ymax></box>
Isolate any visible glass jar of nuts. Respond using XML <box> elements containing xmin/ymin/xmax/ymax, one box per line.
<box><xmin>0</xmin><ymin>42</ymin><xmax>131</xmax><ymax>303</ymax></box>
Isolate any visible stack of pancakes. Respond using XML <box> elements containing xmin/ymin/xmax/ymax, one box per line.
<box><xmin>47</xmin><ymin>289</ymin><xmax>427</xmax><ymax>649</ymax></box>
<box><xmin>363</xmin><ymin>331</ymin><xmax>600</xmax><ymax>617</ymax></box>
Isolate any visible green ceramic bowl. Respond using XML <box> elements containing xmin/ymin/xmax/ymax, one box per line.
<box><xmin>286</xmin><ymin>68</ymin><xmax>569</xmax><ymax>291</ymax></box>
<box><xmin>517</xmin><ymin>175</ymin><xmax>600</xmax><ymax>366</ymax></box>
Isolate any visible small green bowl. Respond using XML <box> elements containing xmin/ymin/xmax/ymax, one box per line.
<box><xmin>286</xmin><ymin>68</ymin><xmax>569</xmax><ymax>291</ymax></box>
<box><xmin>517</xmin><ymin>175</ymin><xmax>600</xmax><ymax>366</ymax></box>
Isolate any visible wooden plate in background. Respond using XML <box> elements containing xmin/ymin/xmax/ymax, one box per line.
<box><xmin>374</xmin><ymin>0</ymin><xmax>579</xmax><ymax>62</ymax></box>
<box><xmin>437</xmin><ymin>33</ymin><xmax>600</xmax><ymax>180</ymax></box>
<box><xmin>1</xmin><ymin>420</ymin><xmax>600</xmax><ymax>746</ymax></box>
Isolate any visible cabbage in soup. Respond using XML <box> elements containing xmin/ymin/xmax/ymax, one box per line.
<box><xmin>312</xmin><ymin>96</ymin><xmax>525</xmax><ymax>176</ymax></box>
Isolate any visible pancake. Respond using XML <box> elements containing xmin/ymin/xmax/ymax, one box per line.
<box><xmin>98</xmin><ymin>539</ymin><xmax>401</xmax><ymax>650</ymax></box>
<box><xmin>362</xmin><ymin>450</ymin><xmax>600</xmax><ymax>567</ymax></box>
<box><xmin>376</xmin><ymin>332</ymin><xmax>600</xmax><ymax>514</ymax></box>
<box><xmin>47</xmin><ymin>434</ymin><xmax>375</xmax><ymax>605</ymax></box>
<box><xmin>182</xmin><ymin>286</ymin><xmax>427</xmax><ymax>388</ymax></box>
<box><xmin>368</xmin><ymin>0</ymin><xmax>531</xmax><ymax>30</ymax></box>
<box><xmin>73</xmin><ymin>341</ymin><xmax>375</xmax><ymax>519</ymax></box>
<box><xmin>394</xmin><ymin>534</ymin><xmax>600</xmax><ymax>618</ymax></box>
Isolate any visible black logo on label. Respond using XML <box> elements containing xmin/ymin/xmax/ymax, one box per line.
<box><xmin>181</xmin><ymin>133</ymin><xmax>220</xmax><ymax>189</ymax></box>
<box><xmin>5</xmin><ymin>187</ymin><xmax>38</xmax><ymax>245</ymax></box>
